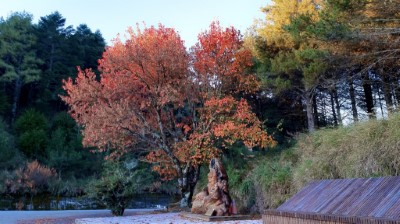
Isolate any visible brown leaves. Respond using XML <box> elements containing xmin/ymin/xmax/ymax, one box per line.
<box><xmin>7</xmin><ymin>160</ymin><xmax>57</xmax><ymax>195</ymax></box>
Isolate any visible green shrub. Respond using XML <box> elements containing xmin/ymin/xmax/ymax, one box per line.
<box><xmin>0</xmin><ymin>119</ymin><xmax>19</xmax><ymax>169</ymax></box>
<box><xmin>88</xmin><ymin>161</ymin><xmax>138</xmax><ymax>216</ymax></box>
<box><xmin>15</xmin><ymin>109</ymin><xmax>48</xmax><ymax>159</ymax></box>
<box><xmin>18</xmin><ymin>129</ymin><xmax>47</xmax><ymax>158</ymax></box>
<box><xmin>14</xmin><ymin>109</ymin><xmax>47</xmax><ymax>133</ymax></box>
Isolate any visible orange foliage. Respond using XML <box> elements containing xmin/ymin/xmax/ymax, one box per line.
<box><xmin>62</xmin><ymin>22</ymin><xmax>275</xmax><ymax>182</ymax></box>
<box><xmin>175</xmin><ymin>96</ymin><xmax>276</xmax><ymax>167</ymax></box>
<box><xmin>62</xmin><ymin>24</ymin><xmax>188</xmax><ymax>159</ymax></box>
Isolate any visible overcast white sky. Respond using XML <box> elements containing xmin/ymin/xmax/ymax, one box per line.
<box><xmin>0</xmin><ymin>0</ymin><xmax>270</xmax><ymax>48</ymax></box>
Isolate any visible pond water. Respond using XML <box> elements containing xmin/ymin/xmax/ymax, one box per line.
<box><xmin>0</xmin><ymin>193</ymin><xmax>175</xmax><ymax>211</ymax></box>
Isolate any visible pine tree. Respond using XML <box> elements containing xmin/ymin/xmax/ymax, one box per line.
<box><xmin>0</xmin><ymin>12</ymin><xmax>42</xmax><ymax>122</ymax></box>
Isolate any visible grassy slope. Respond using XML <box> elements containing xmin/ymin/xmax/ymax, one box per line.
<box><xmin>226</xmin><ymin>113</ymin><xmax>400</xmax><ymax>213</ymax></box>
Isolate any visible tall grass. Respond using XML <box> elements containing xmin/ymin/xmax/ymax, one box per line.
<box><xmin>293</xmin><ymin>114</ymin><xmax>400</xmax><ymax>191</ymax></box>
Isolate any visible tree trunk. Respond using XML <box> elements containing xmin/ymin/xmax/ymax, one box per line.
<box><xmin>394</xmin><ymin>76</ymin><xmax>400</xmax><ymax>107</ymax></box>
<box><xmin>312</xmin><ymin>94</ymin><xmax>319</xmax><ymax>128</ymax></box>
<box><xmin>332</xmin><ymin>87</ymin><xmax>342</xmax><ymax>125</ymax></box>
<box><xmin>362</xmin><ymin>72</ymin><xmax>375</xmax><ymax>119</ymax></box>
<box><xmin>11</xmin><ymin>77</ymin><xmax>22</xmax><ymax>123</ymax></box>
<box><xmin>155</xmin><ymin>109</ymin><xmax>192</xmax><ymax>207</ymax></box>
<box><xmin>320</xmin><ymin>94</ymin><xmax>327</xmax><ymax>126</ymax></box>
<box><xmin>348</xmin><ymin>77</ymin><xmax>358</xmax><ymax>122</ymax></box>
<box><xmin>382</xmin><ymin>74</ymin><xmax>394</xmax><ymax>115</ymax></box>
<box><xmin>330</xmin><ymin>91</ymin><xmax>338</xmax><ymax>126</ymax></box>
<box><xmin>376</xmin><ymin>85</ymin><xmax>385</xmax><ymax>118</ymax></box>
<box><xmin>178</xmin><ymin>164</ymin><xmax>201</xmax><ymax>207</ymax></box>
<box><xmin>304</xmin><ymin>93</ymin><xmax>315</xmax><ymax>132</ymax></box>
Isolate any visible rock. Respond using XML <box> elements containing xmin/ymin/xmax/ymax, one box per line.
<box><xmin>191</xmin><ymin>158</ymin><xmax>232</xmax><ymax>216</ymax></box>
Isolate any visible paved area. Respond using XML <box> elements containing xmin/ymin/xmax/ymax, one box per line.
<box><xmin>0</xmin><ymin>209</ymin><xmax>262</xmax><ymax>224</ymax></box>
<box><xmin>0</xmin><ymin>209</ymin><xmax>158</xmax><ymax>224</ymax></box>
<box><xmin>76</xmin><ymin>212</ymin><xmax>262</xmax><ymax>224</ymax></box>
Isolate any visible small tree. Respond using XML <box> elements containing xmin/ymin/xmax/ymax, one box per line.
<box><xmin>89</xmin><ymin>161</ymin><xmax>153</xmax><ymax>216</ymax></box>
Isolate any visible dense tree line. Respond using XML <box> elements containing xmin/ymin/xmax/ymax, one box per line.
<box><xmin>0</xmin><ymin>11</ymin><xmax>106</xmax><ymax>198</ymax></box>
<box><xmin>0</xmin><ymin>11</ymin><xmax>105</xmax><ymax>120</ymax></box>
<box><xmin>247</xmin><ymin>0</ymin><xmax>400</xmax><ymax>132</ymax></box>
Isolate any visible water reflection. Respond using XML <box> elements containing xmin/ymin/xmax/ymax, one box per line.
<box><xmin>0</xmin><ymin>193</ymin><xmax>174</xmax><ymax>210</ymax></box>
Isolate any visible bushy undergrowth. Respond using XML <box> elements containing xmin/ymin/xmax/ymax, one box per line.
<box><xmin>224</xmin><ymin>145</ymin><xmax>295</xmax><ymax>213</ymax></box>
<box><xmin>0</xmin><ymin>119</ymin><xmax>21</xmax><ymax>169</ymax></box>
<box><xmin>3</xmin><ymin>160</ymin><xmax>58</xmax><ymax>196</ymax></box>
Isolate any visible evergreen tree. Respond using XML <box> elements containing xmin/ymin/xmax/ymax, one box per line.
<box><xmin>0</xmin><ymin>12</ymin><xmax>42</xmax><ymax>122</ymax></box>
<box><xmin>249</xmin><ymin>0</ymin><xmax>327</xmax><ymax>132</ymax></box>
<box><xmin>35</xmin><ymin>12</ymin><xmax>72</xmax><ymax>108</ymax></box>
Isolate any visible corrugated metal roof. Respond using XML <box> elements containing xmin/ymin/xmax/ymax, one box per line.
<box><xmin>277</xmin><ymin>176</ymin><xmax>400</xmax><ymax>220</ymax></box>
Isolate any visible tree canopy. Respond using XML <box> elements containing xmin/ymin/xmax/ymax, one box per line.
<box><xmin>61</xmin><ymin>22</ymin><xmax>275</xmax><ymax>206</ymax></box>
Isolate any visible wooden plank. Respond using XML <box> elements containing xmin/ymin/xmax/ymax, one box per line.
<box><xmin>276</xmin><ymin>176</ymin><xmax>400</xmax><ymax>220</ymax></box>
<box><xmin>263</xmin><ymin>210</ymin><xmax>400</xmax><ymax>223</ymax></box>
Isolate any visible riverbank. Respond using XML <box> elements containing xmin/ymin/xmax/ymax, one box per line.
<box><xmin>0</xmin><ymin>208</ymin><xmax>159</xmax><ymax>224</ymax></box>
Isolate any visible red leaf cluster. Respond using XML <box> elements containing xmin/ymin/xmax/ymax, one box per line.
<box><xmin>191</xmin><ymin>21</ymin><xmax>259</xmax><ymax>97</ymax></box>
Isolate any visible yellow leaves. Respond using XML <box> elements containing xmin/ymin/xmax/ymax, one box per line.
<box><xmin>256</xmin><ymin>0</ymin><xmax>322</xmax><ymax>49</ymax></box>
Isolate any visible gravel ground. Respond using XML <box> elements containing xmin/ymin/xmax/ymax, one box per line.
<box><xmin>76</xmin><ymin>212</ymin><xmax>262</xmax><ymax>224</ymax></box>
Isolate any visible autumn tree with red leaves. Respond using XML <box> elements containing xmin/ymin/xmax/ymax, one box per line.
<box><xmin>191</xmin><ymin>21</ymin><xmax>259</xmax><ymax>98</ymax></box>
<box><xmin>61</xmin><ymin>22</ymin><xmax>275</xmax><ymax>207</ymax></box>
